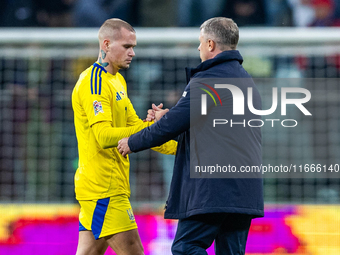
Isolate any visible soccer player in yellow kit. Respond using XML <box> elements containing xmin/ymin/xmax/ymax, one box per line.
<box><xmin>72</xmin><ymin>19</ymin><xmax>176</xmax><ymax>255</ymax></box>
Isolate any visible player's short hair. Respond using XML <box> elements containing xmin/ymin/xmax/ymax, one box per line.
<box><xmin>98</xmin><ymin>18</ymin><xmax>135</xmax><ymax>41</ymax></box>
<box><xmin>200</xmin><ymin>17</ymin><xmax>239</xmax><ymax>50</ymax></box>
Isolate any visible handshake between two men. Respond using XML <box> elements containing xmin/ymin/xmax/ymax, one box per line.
<box><xmin>117</xmin><ymin>103</ymin><xmax>169</xmax><ymax>157</ymax></box>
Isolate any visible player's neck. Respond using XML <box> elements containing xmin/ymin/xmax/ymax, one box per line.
<box><xmin>97</xmin><ymin>49</ymin><xmax>118</xmax><ymax>75</ymax></box>
<box><xmin>96</xmin><ymin>58</ymin><xmax>118</xmax><ymax>75</ymax></box>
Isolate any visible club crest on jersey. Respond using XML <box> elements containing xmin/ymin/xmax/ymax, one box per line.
<box><xmin>93</xmin><ymin>100</ymin><xmax>104</xmax><ymax>116</ymax></box>
<box><xmin>127</xmin><ymin>208</ymin><xmax>135</xmax><ymax>221</ymax></box>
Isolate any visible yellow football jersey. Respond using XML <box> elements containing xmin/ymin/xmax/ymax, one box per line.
<box><xmin>72</xmin><ymin>63</ymin><xmax>176</xmax><ymax>200</ymax></box>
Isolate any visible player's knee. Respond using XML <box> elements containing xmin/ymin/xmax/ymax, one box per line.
<box><xmin>117</xmin><ymin>238</ymin><xmax>144</xmax><ymax>255</ymax></box>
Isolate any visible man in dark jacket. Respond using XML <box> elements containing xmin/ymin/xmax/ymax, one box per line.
<box><xmin>118</xmin><ymin>17</ymin><xmax>264</xmax><ymax>255</ymax></box>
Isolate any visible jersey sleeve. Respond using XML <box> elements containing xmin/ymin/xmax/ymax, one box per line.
<box><xmin>80</xmin><ymin>76</ymin><xmax>113</xmax><ymax>127</ymax></box>
<box><xmin>91</xmin><ymin>120</ymin><xmax>152</xmax><ymax>148</ymax></box>
<box><xmin>151</xmin><ymin>140</ymin><xmax>177</xmax><ymax>155</ymax></box>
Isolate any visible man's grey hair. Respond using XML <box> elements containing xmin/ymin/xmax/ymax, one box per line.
<box><xmin>200</xmin><ymin>17</ymin><xmax>239</xmax><ymax>50</ymax></box>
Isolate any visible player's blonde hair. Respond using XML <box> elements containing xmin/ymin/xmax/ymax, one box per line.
<box><xmin>200</xmin><ymin>17</ymin><xmax>239</xmax><ymax>50</ymax></box>
<box><xmin>98</xmin><ymin>18</ymin><xmax>135</xmax><ymax>42</ymax></box>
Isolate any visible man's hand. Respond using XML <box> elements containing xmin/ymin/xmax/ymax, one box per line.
<box><xmin>145</xmin><ymin>103</ymin><xmax>163</xmax><ymax>121</ymax></box>
<box><xmin>117</xmin><ymin>137</ymin><xmax>132</xmax><ymax>157</ymax></box>
<box><xmin>146</xmin><ymin>103</ymin><xmax>169</xmax><ymax>122</ymax></box>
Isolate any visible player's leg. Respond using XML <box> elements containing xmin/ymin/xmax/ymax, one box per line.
<box><xmin>105</xmin><ymin>229</ymin><xmax>144</xmax><ymax>255</ymax></box>
<box><xmin>171</xmin><ymin>214</ymin><xmax>223</xmax><ymax>255</ymax></box>
<box><xmin>214</xmin><ymin>214</ymin><xmax>252</xmax><ymax>255</ymax></box>
<box><xmin>76</xmin><ymin>230</ymin><xmax>108</xmax><ymax>255</ymax></box>
<box><xmin>97</xmin><ymin>195</ymin><xmax>143</xmax><ymax>254</ymax></box>
<box><xmin>76</xmin><ymin>199</ymin><xmax>110</xmax><ymax>255</ymax></box>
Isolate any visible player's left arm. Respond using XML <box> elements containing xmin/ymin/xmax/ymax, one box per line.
<box><xmin>81</xmin><ymin>73</ymin><xmax>151</xmax><ymax>149</ymax></box>
<box><xmin>91</xmin><ymin>120</ymin><xmax>151</xmax><ymax>149</ymax></box>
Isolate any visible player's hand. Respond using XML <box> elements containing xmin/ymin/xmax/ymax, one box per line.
<box><xmin>118</xmin><ymin>137</ymin><xmax>132</xmax><ymax>157</ymax></box>
<box><xmin>145</xmin><ymin>103</ymin><xmax>163</xmax><ymax>121</ymax></box>
<box><xmin>148</xmin><ymin>103</ymin><xmax>169</xmax><ymax>122</ymax></box>
<box><xmin>145</xmin><ymin>103</ymin><xmax>166</xmax><ymax>122</ymax></box>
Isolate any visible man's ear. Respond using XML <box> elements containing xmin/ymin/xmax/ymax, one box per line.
<box><xmin>208</xmin><ymin>39</ymin><xmax>216</xmax><ymax>52</ymax></box>
<box><xmin>102</xmin><ymin>39</ymin><xmax>110</xmax><ymax>51</ymax></box>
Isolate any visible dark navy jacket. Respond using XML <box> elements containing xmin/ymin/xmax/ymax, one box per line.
<box><xmin>128</xmin><ymin>50</ymin><xmax>264</xmax><ymax>219</ymax></box>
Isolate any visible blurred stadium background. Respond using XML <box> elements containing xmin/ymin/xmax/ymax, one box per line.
<box><xmin>1</xmin><ymin>0</ymin><xmax>340</xmax><ymax>253</ymax></box>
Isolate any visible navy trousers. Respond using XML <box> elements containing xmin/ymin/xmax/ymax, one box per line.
<box><xmin>171</xmin><ymin>213</ymin><xmax>252</xmax><ymax>255</ymax></box>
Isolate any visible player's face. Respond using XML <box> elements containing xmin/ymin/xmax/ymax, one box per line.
<box><xmin>107</xmin><ymin>28</ymin><xmax>136</xmax><ymax>71</ymax></box>
<box><xmin>198</xmin><ymin>30</ymin><xmax>209</xmax><ymax>62</ymax></box>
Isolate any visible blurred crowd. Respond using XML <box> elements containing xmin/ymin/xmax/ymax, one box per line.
<box><xmin>1</xmin><ymin>0</ymin><xmax>340</xmax><ymax>28</ymax></box>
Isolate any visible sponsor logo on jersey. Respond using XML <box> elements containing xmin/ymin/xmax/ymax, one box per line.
<box><xmin>116</xmin><ymin>92</ymin><xmax>122</xmax><ymax>101</ymax></box>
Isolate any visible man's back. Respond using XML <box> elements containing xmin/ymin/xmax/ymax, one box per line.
<box><xmin>118</xmin><ymin>17</ymin><xmax>264</xmax><ymax>255</ymax></box>
<box><xmin>167</xmin><ymin>50</ymin><xmax>263</xmax><ymax>219</ymax></box>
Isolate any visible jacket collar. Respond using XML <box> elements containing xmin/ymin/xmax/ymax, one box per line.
<box><xmin>185</xmin><ymin>50</ymin><xmax>243</xmax><ymax>82</ymax></box>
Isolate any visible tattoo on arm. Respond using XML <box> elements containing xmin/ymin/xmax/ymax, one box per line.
<box><xmin>99</xmin><ymin>50</ymin><xmax>109</xmax><ymax>67</ymax></box>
